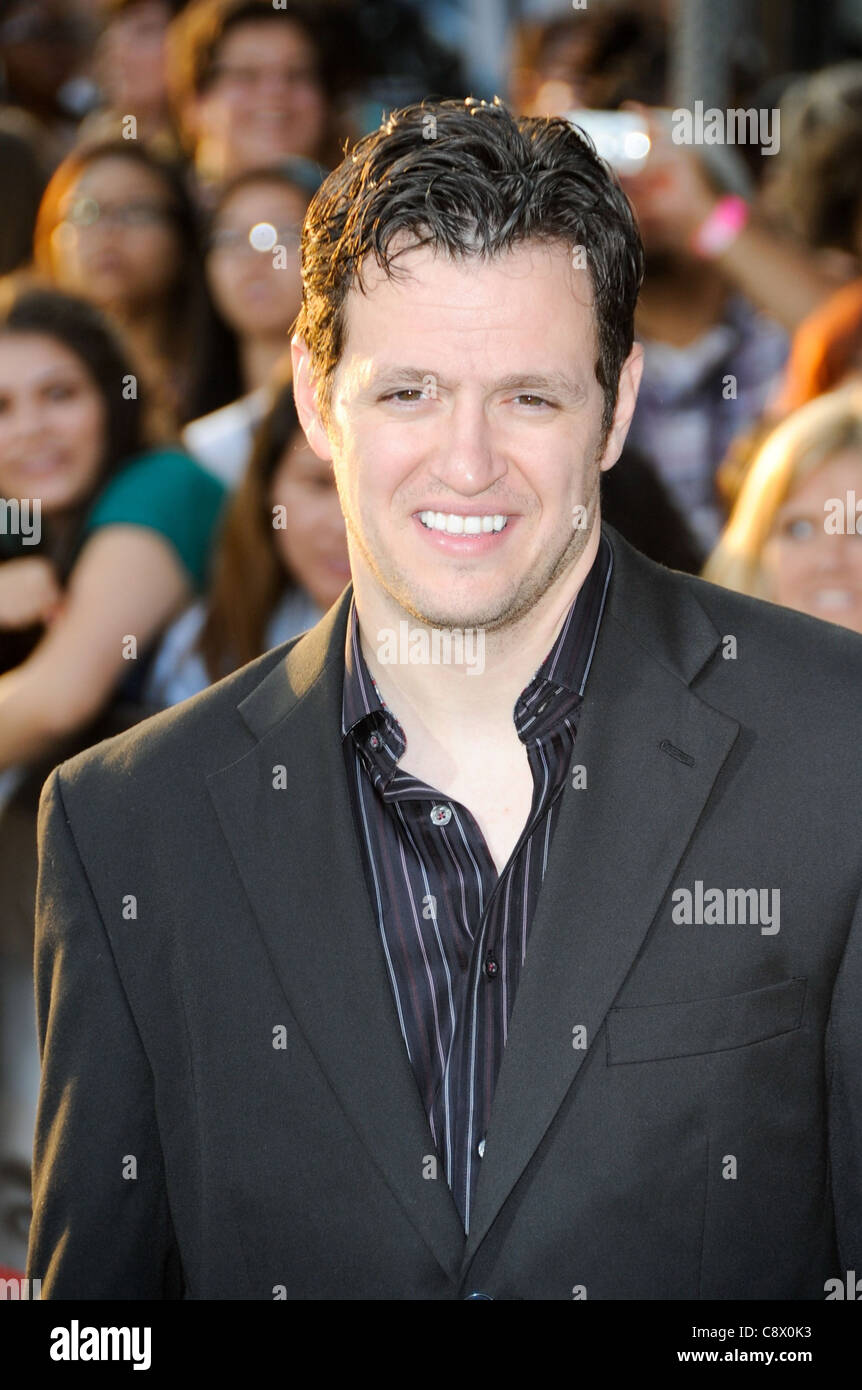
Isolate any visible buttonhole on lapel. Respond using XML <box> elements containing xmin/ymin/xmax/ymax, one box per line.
<box><xmin>659</xmin><ymin>739</ymin><xmax>695</xmax><ymax>767</ymax></box>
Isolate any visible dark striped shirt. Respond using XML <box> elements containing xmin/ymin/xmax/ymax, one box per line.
<box><xmin>341</xmin><ymin>530</ymin><xmax>613</xmax><ymax>1231</ymax></box>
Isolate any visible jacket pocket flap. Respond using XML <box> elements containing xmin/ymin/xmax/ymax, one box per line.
<box><xmin>606</xmin><ymin>977</ymin><xmax>807</xmax><ymax>1064</ymax></box>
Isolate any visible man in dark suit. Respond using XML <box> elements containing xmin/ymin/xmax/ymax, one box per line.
<box><xmin>27</xmin><ymin>98</ymin><xmax>862</xmax><ymax>1299</ymax></box>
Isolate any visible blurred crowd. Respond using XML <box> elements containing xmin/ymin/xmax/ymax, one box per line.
<box><xmin>2</xmin><ymin>0</ymin><xmax>862</xmax><ymax>1278</ymax></box>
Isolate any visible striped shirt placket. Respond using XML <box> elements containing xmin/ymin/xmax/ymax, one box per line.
<box><xmin>393</xmin><ymin>808</ymin><xmax>454</xmax><ymax>1102</ymax></box>
<box><xmin>340</xmin><ymin>531</ymin><xmax>614</xmax><ymax>1231</ymax></box>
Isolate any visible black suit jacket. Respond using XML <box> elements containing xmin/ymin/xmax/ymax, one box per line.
<box><xmin>26</xmin><ymin>523</ymin><xmax>862</xmax><ymax>1299</ymax></box>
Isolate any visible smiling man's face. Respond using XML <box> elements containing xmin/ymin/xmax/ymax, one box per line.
<box><xmin>293</xmin><ymin>237</ymin><xmax>641</xmax><ymax>633</ymax></box>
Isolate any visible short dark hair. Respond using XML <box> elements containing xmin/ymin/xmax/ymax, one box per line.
<box><xmin>295</xmin><ymin>97</ymin><xmax>644</xmax><ymax>443</ymax></box>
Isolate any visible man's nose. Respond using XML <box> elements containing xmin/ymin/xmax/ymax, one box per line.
<box><xmin>430</xmin><ymin>398</ymin><xmax>507</xmax><ymax>495</ymax></box>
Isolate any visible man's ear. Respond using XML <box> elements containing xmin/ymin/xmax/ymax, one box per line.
<box><xmin>598</xmin><ymin>341</ymin><xmax>644</xmax><ymax>473</ymax></box>
<box><xmin>291</xmin><ymin>334</ymin><xmax>334</xmax><ymax>462</ymax></box>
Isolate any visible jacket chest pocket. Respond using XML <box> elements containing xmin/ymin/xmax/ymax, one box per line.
<box><xmin>606</xmin><ymin>977</ymin><xmax>807</xmax><ymax>1064</ymax></box>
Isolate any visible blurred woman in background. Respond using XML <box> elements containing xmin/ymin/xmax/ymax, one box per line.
<box><xmin>166</xmin><ymin>0</ymin><xmax>347</xmax><ymax>196</ymax></box>
<box><xmin>704</xmin><ymin>383</ymin><xmax>862</xmax><ymax>635</ymax></box>
<box><xmin>147</xmin><ymin>375</ymin><xmax>349</xmax><ymax>705</ymax></box>
<box><xmin>0</xmin><ymin>285</ymin><xmax>226</xmax><ymax>785</ymax></box>
<box><xmin>33</xmin><ymin>139</ymin><xmax>207</xmax><ymax>428</ymax></box>
<box><xmin>78</xmin><ymin>0</ymin><xmax>189</xmax><ymax>158</ymax></box>
<box><xmin>184</xmin><ymin>159</ymin><xmax>319</xmax><ymax>484</ymax></box>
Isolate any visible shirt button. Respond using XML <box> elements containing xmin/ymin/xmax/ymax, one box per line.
<box><xmin>484</xmin><ymin>950</ymin><xmax>499</xmax><ymax>979</ymax></box>
<box><xmin>430</xmin><ymin>804</ymin><xmax>452</xmax><ymax>826</ymax></box>
<box><xmin>477</xmin><ymin>1137</ymin><xmax>486</xmax><ymax>1158</ymax></box>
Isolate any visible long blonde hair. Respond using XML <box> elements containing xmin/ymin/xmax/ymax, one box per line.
<box><xmin>703</xmin><ymin>381</ymin><xmax>862</xmax><ymax>599</ymax></box>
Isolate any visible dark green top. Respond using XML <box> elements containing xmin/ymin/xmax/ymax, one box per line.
<box><xmin>81</xmin><ymin>448</ymin><xmax>228</xmax><ymax>591</ymax></box>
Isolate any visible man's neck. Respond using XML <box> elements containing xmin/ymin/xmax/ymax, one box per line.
<box><xmin>352</xmin><ymin>521</ymin><xmax>601</xmax><ymax>749</ymax></box>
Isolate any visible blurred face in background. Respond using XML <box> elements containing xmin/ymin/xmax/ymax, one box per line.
<box><xmin>190</xmin><ymin>20</ymin><xmax>328</xmax><ymax>178</ymax></box>
<box><xmin>760</xmin><ymin>448</ymin><xmax>862</xmax><ymax>634</ymax></box>
<box><xmin>206</xmin><ymin>179</ymin><xmax>306</xmax><ymax>339</ymax></box>
<box><xmin>96</xmin><ymin>0</ymin><xmax>173</xmax><ymax>115</ymax></box>
<box><xmin>49</xmin><ymin>156</ymin><xmax>182</xmax><ymax>316</ymax></box>
<box><xmin>0</xmin><ymin>333</ymin><xmax>106</xmax><ymax>515</ymax></box>
<box><xmin>0</xmin><ymin>0</ymin><xmax>87</xmax><ymax>117</ymax></box>
<box><xmin>514</xmin><ymin>31</ymin><xmax>591</xmax><ymax>117</ymax></box>
<box><xmin>270</xmin><ymin>428</ymin><xmax>349</xmax><ymax>612</ymax></box>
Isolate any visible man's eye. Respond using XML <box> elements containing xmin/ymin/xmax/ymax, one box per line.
<box><xmin>513</xmin><ymin>394</ymin><xmax>551</xmax><ymax>408</ymax></box>
<box><xmin>384</xmin><ymin>390</ymin><xmax>426</xmax><ymax>403</ymax></box>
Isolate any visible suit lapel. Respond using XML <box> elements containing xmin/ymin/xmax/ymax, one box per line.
<box><xmin>461</xmin><ymin>530</ymin><xmax>741</xmax><ymax>1267</ymax></box>
<box><xmin>205</xmin><ymin>590</ymin><xmax>466</xmax><ymax>1283</ymax></box>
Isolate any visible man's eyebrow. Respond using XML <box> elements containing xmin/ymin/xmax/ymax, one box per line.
<box><xmin>360</xmin><ymin>366</ymin><xmax>439</xmax><ymax>394</ymax></box>
<box><xmin>492</xmin><ymin>371</ymin><xmax>587</xmax><ymax>402</ymax></box>
<box><xmin>360</xmin><ymin>366</ymin><xmax>587</xmax><ymax>401</ymax></box>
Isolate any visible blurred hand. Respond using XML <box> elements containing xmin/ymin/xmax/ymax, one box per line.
<box><xmin>0</xmin><ymin>557</ymin><xmax>64</xmax><ymax>630</ymax></box>
<box><xmin>618</xmin><ymin>103</ymin><xmax>721</xmax><ymax>251</ymax></box>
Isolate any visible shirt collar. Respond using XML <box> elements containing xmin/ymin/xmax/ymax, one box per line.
<box><xmin>342</xmin><ymin>526</ymin><xmax>613</xmax><ymax>746</ymax></box>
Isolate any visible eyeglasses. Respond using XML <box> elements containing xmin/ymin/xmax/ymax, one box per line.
<box><xmin>59</xmin><ymin>197</ymin><xmax>175</xmax><ymax>230</ymax></box>
<box><xmin>207</xmin><ymin>223</ymin><xmax>302</xmax><ymax>256</ymax></box>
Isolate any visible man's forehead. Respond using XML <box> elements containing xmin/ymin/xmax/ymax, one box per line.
<box><xmin>352</xmin><ymin>234</ymin><xmax>594</xmax><ymax>299</ymax></box>
<box><xmin>339</xmin><ymin>240</ymin><xmax>597</xmax><ymax>357</ymax></box>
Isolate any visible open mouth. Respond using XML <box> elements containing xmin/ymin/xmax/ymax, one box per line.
<box><xmin>417</xmin><ymin>510</ymin><xmax>509</xmax><ymax>535</ymax></box>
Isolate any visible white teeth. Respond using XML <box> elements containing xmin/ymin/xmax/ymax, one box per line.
<box><xmin>418</xmin><ymin>511</ymin><xmax>509</xmax><ymax>534</ymax></box>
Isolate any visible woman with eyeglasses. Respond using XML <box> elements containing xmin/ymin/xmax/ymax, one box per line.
<box><xmin>33</xmin><ymin>139</ymin><xmax>208</xmax><ymax>429</ymax></box>
<box><xmin>165</xmin><ymin>0</ymin><xmax>349</xmax><ymax>193</ymax></box>
<box><xmin>183</xmin><ymin>159</ymin><xmax>321</xmax><ymax>486</ymax></box>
